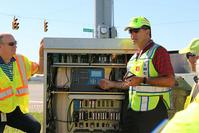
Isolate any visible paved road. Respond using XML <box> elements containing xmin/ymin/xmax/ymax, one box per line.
<box><xmin>28</xmin><ymin>81</ymin><xmax>43</xmax><ymax>112</ymax></box>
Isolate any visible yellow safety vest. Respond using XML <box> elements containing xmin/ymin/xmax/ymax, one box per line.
<box><xmin>127</xmin><ymin>44</ymin><xmax>171</xmax><ymax>111</ymax></box>
<box><xmin>161</xmin><ymin>94</ymin><xmax>199</xmax><ymax>133</ymax></box>
<box><xmin>0</xmin><ymin>54</ymin><xmax>38</xmax><ymax>113</ymax></box>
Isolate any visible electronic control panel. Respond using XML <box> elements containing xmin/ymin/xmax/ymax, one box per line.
<box><xmin>43</xmin><ymin>38</ymin><xmax>135</xmax><ymax>133</ymax></box>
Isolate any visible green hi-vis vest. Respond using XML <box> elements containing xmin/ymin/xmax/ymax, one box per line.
<box><xmin>127</xmin><ymin>44</ymin><xmax>171</xmax><ymax>111</ymax></box>
<box><xmin>162</xmin><ymin>94</ymin><xmax>199</xmax><ymax>133</ymax></box>
<box><xmin>0</xmin><ymin>54</ymin><xmax>38</xmax><ymax>113</ymax></box>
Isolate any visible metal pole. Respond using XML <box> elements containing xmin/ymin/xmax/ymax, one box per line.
<box><xmin>94</xmin><ymin>0</ymin><xmax>117</xmax><ymax>38</ymax></box>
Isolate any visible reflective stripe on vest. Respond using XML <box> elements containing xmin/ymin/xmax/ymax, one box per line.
<box><xmin>15</xmin><ymin>55</ymin><xmax>28</xmax><ymax>96</ymax></box>
<box><xmin>143</xmin><ymin>44</ymin><xmax>159</xmax><ymax>77</ymax></box>
<box><xmin>0</xmin><ymin>87</ymin><xmax>13</xmax><ymax>100</ymax></box>
<box><xmin>133</xmin><ymin>86</ymin><xmax>171</xmax><ymax>93</ymax></box>
<box><xmin>140</xmin><ymin>96</ymin><xmax>149</xmax><ymax>111</ymax></box>
<box><xmin>16</xmin><ymin>87</ymin><xmax>29</xmax><ymax>96</ymax></box>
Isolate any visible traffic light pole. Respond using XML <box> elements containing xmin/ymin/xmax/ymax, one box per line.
<box><xmin>94</xmin><ymin>0</ymin><xmax>117</xmax><ymax>38</ymax></box>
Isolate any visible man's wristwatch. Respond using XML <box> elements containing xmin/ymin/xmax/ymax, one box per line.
<box><xmin>143</xmin><ymin>77</ymin><xmax>147</xmax><ymax>84</ymax></box>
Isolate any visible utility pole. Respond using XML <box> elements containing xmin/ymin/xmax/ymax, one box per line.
<box><xmin>94</xmin><ymin>0</ymin><xmax>117</xmax><ymax>38</ymax></box>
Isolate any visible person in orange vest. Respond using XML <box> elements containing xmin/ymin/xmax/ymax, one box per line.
<box><xmin>99</xmin><ymin>16</ymin><xmax>175</xmax><ymax>133</ymax></box>
<box><xmin>0</xmin><ymin>33</ymin><xmax>44</xmax><ymax>133</ymax></box>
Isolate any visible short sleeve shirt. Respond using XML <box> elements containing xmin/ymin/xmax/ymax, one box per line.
<box><xmin>138</xmin><ymin>40</ymin><xmax>174</xmax><ymax>76</ymax></box>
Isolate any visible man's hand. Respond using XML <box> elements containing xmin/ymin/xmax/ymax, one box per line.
<box><xmin>99</xmin><ymin>79</ymin><xmax>114</xmax><ymax>90</ymax></box>
<box><xmin>124</xmin><ymin>76</ymin><xmax>143</xmax><ymax>86</ymax></box>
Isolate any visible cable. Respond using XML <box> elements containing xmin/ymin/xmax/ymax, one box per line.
<box><xmin>63</xmin><ymin>68</ymin><xmax>70</xmax><ymax>89</ymax></box>
<box><xmin>54</xmin><ymin>119</ymin><xmax>74</xmax><ymax>123</ymax></box>
<box><xmin>67</xmin><ymin>99</ymin><xmax>75</xmax><ymax>132</ymax></box>
<box><xmin>46</xmin><ymin>90</ymin><xmax>56</xmax><ymax>133</ymax></box>
<box><xmin>0</xmin><ymin>12</ymin><xmax>92</xmax><ymax>25</ymax></box>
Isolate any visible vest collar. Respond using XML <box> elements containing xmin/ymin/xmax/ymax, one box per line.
<box><xmin>135</xmin><ymin>40</ymin><xmax>154</xmax><ymax>59</ymax></box>
<box><xmin>0</xmin><ymin>56</ymin><xmax>16</xmax><ymax>64</ymax></box>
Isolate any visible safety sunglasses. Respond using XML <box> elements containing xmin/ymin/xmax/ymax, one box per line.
<box><xmin>4</xmin><ymin>41</ymin><xmax>17</xmax><ymax>46</ymax></box>
<box><xmin>186</xmin><ymin>52</ymin><xmax>196</xmax><ymax>59</ymax></box>
<box><xmin>194</xmin><ymin>76</ymin><xmax>198</xmax><ymax>83</ymax></box>
<box><xmin>128</xmin><ymin>26</ymin><xmax>150</xmax><ymax>34</ymax></box>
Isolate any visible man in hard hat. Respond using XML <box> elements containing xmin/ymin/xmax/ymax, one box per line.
<box><xmin>99</xmin><ymin>16</ymin><xmax>175</xmax><ymax>133</ymax></box>
<box><xmin>161</xmin><ymin>38</ymin><xmax>199</xmax><ymax>133</ymax></box>
<box><xmin>180</xmin><ymin>38</ymin><xmax>199</xmax><ymax>72</ymax></box>
<box><xmin>180</xmin><ymin>38</ymin><xmax>199</xmax><ymax>102</ymax></box>
<box><xmin>0</xmin><ymin>33</ymin><xmax>44</xmax><ymax>133</ymax></box>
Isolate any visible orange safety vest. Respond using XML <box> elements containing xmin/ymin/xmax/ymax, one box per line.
<box><xmin>0</xmin><ymin>54</ymin><xmax>38</xmax><ymax>113</ymax></box>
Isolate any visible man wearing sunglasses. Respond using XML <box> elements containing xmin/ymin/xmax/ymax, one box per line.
<box><xmin>186</xmin><ymin>52</ymin><xmax>198</xmax><ymax>72</ymax></box>
<box><xmin>179</xmin><ymin>38</ymin><xmax>199</xmax><ymax>103</ymax></box>
<box><xmin>0</xmin><ymin>33</ymin><xmax>44</xmax><ymax>133</ymax></box>
<box><xmin>99</xmin><ymin>16</ymin><xmax>175</xmax><ymax>133</ymax></box>
<box><xmin>162</xmin><ymin>38</ymin><xmax>199</xmax><ymax>132</ymax></box>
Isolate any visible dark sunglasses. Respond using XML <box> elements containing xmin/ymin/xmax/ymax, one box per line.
<box><xmin>186</xmin><ymin>52</ymin><xmax>196</xmax><ymax>59</ymax></box>
<box><xmin>194</xmin><ymin>76</ymin><xmax>198</xmax><ymax>83</ymax></box>
<box><xmin>129</xmin><ymin>28</ymin><xmax>141</xmax><ymax>34</ymax></box>
<box><xmin>5</xmin><ymin>41</ymin><xmax>17</xmax><ymax>46</ymax></box>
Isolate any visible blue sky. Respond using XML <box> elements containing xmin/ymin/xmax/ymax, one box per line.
<box><xmin>0</xmin><ymin>0</ymin><xmax>199</xmax><ymax>61</ymax></box>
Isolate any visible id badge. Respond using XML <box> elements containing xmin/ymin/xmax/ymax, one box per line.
<box><xmin>0</xmin><ymin>113</ymin><xmax>7</xmax><ymax>122</ymax></box>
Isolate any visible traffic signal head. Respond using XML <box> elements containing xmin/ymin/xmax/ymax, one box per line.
<box><xmin>44</xmin><ymin>20</ymin><xmax>48</xmax><ymax>32</ymax></box>
<box><xmin>12</xmin><ymin>16</ymin><xmax>19</xmax><ymax>30</ymax></box>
